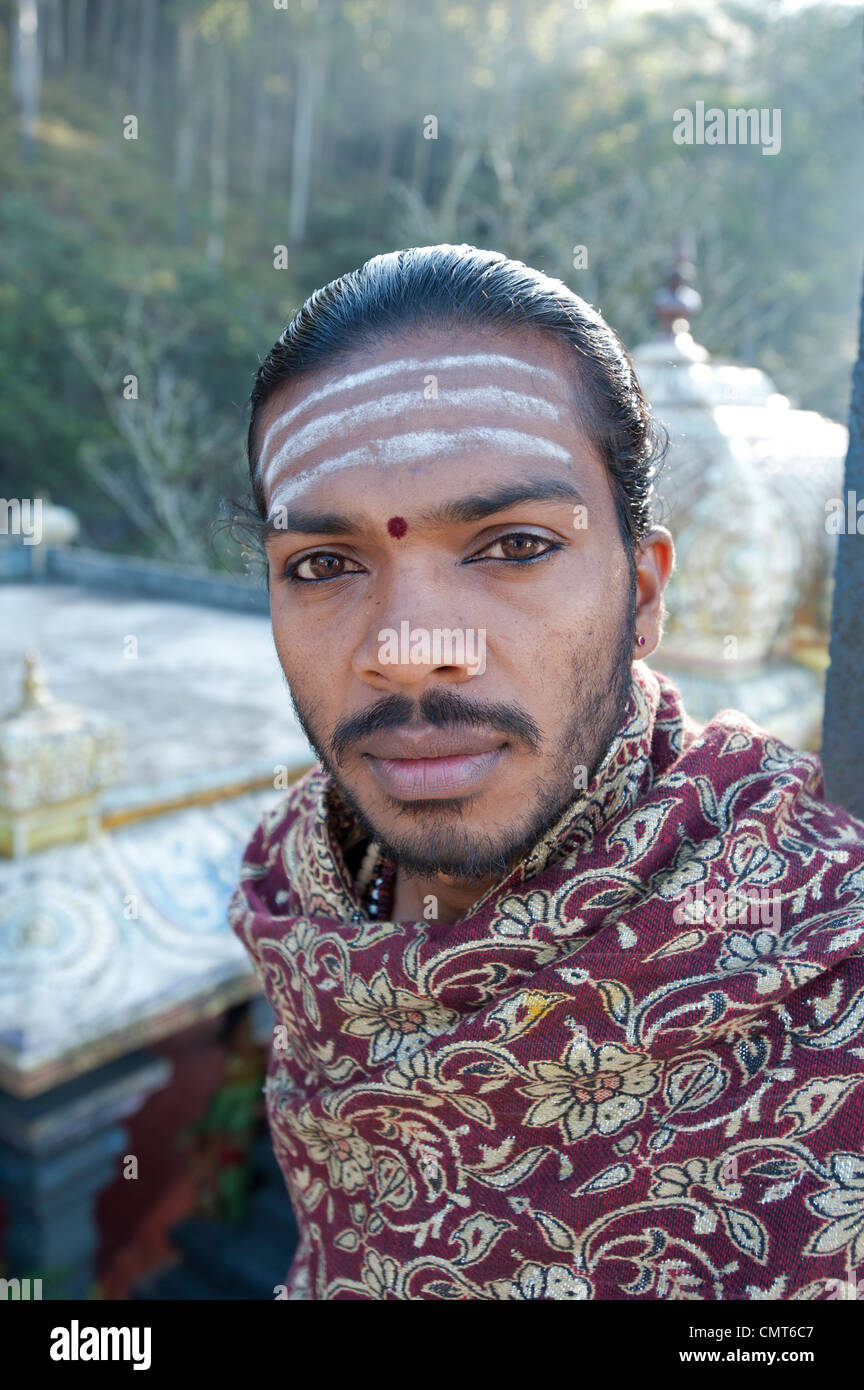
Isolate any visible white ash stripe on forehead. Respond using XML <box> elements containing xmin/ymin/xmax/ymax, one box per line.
<box><xmin>257</xmin><ymin>353</ymin><xmax>560</xmax><ymax>459</ymax></box>
<box><xmin>269</xmin><ymin>428</ymin><xmax>573</xmax><ymax>504</ymax></box>
<box><xmin>265</xmin><ymin>387</ymin><xmax>563</xmax><ymax>473</ymax></box>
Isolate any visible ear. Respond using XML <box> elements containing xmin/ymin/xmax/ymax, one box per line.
<box><xmin>633</xmin><ymin>527</ymin><xmax>674</xmax><ymax>658</ymax></box>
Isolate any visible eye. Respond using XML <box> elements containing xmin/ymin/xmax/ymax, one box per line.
<box><xmin>468</xmin><ymin>532</ymin><xmax>562</xmax><ymax>563</ymax></box>
<box><xmin>283</xmin><ymin>552</ymin><xmax>364</xmax><ymax>583</ymax></box>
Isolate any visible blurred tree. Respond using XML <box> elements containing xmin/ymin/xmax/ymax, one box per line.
<box><xmin>0</xmin><ymin>0</ymin><xmax>861</xmax><ymax>560</ymax></box>
<box><xmin>66</xmin><ymin>296</ymin><xmax>240</xmax><ymax>565</ymax></box>
<box><xmin>11</xmin><ymin>0</ymin><xmax>41</xmax><ymax>159</ymax></box>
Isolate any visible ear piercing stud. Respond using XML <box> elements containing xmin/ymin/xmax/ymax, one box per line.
<box><xmin>637</xmin><ymin>635</ymin><xmax>646</xmax><ymax>647</ymax></box>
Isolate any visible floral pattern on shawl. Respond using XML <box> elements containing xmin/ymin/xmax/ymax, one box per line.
<box><xmin>229</xmin><ymin>665</ymin><xmax>864</xmax><ymax>1300</ymax></box>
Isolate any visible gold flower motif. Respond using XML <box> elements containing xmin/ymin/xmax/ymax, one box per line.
<box><xmin>519</xmin><ymin>1038</ymin><xmax>660</xmax><ymax>1142</ymax></box>
<box><xmin>289</xmin><ymin>1105</ymin><xmax>373</xmax><ymax>1194</ymax></box>
<box><xmin>360</xmin><ymin>1248</ymin><xmax>403</xmax><ymax>1298</ymax></box>
<box><xmin>337</xmin><ymin>970</ymin><xmax>458</xmax><ymax>1063</ymax></box>
<box><xmin>805</xmin><ymin>1152</ymin><xmax>864</xmax><ymax>1263</ymax></box>
<box><xmin>487</xmin><ymin>1261</ymin><xmax>592</xmax><ymax>1300</ymax></box>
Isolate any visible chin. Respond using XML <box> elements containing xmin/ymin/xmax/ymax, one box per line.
<box><xmin>373</xmin><ymin>806</ymin><xmax>549</xmax><ymax>881</ymax></box>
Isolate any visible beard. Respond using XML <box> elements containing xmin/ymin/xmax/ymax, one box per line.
<box><xmin>288</xmin><ymin>589</ymin><xmax>637</xmax><ymax>883</ymax></box>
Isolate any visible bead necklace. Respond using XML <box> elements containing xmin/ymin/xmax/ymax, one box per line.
<box><xmin>353</xmin><ymin>840</ymin><xmax>396</xmax><ymax>921</ymax></box>
<box><xmin>367</xmin><ymin>854</ymin><xmax>396</xmax><ymax>920</ymax></box>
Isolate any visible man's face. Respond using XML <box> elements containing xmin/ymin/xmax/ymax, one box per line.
<box><xmin>257</xmin><ymin>327</ymin><xmax>657</xmax><ymax>881</ymax></box>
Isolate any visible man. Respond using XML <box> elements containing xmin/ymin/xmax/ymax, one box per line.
<box><xmin>230</xmin><ymin>244</ymin><xmax>864</xmax><ymax>1301</ymax></box>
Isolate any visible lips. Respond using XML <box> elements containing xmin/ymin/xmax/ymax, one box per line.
<box><xmin>360</xmin><ymin>727</ymin><xmax>507</xmax><ymax>799</ymax></box>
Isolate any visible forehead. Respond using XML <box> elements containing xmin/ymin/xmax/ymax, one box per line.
<box><xmin>256</xmin><ymin>327</ymin><xmax>600</xmax><ymax>515</ymax></box>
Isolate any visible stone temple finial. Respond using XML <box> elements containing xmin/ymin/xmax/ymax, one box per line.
<box><xmin>653</xmin><ymin>232</ymin><xmax>703</xmax><ymax>337</ymax></box>
<box><xmin>0</xmin><ymin>651</ymin><xmax>123</xmax><ymax>857</ymax></box>
<box><xmin>17</xmin><ymin>649</ymin><xmax>52</xmax><ymax>713</ymax></box>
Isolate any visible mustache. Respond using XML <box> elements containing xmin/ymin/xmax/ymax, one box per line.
<box><xmin>330</xmin><ymin>686</ymin><xmax>542</xmax><ymax>765</ymax></box>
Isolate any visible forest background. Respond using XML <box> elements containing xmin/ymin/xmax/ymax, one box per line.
<box><xmin>1</xmin><ymin>0</ymin><xmax>862</xmax><ymax>570</ymax></box>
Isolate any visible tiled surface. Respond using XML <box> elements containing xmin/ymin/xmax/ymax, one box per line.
<box><xmin>0</xmin><ymin>790</ymin><xmax>281</xmax><ymax>1082</ymax></box>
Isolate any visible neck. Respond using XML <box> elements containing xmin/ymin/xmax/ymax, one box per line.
<box><xmin>391</xmin><ymin>864</ymin><xmax>498</xmax><ymax>926</ymax></box>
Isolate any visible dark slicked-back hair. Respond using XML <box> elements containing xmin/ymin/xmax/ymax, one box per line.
<box><xmin>247</xmin><ymin>244</ymin><xmax>666</xmax><ymax>550</ymax></box>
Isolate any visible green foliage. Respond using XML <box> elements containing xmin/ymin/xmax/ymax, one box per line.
<box><xmin>0</xmin><ymin>0</ymin><xmax>861</xmax><ymax>563</ymax></box>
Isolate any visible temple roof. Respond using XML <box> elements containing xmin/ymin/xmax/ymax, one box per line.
<box><xmin>0</xmin><ymin>572</ymin><xmax>312</xmax><ymax>1096</ymax></box>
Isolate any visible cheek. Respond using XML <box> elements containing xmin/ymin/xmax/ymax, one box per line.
<box><xmin>498</xmin><ymin>584</ymin><xmax>621</xmax><ymax>695</ymax></box>
<box><xmin>270</xmin><ymin>605</ymin><xmax>352</xmax><ymax>713</ymax></box>
<box><xmin>485</xmin><ymin>563</ymin><xmax>613</xmax><ymax>657</ymax></box>
<box><xmin>270</xmin><ymin>600</ymin><xmax>313</xmax><ymax>684</ymax></box>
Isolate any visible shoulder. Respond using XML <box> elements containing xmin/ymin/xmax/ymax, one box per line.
<box><xmin>247</xmin><ymin>765</ymin><xmax>326</xmax><ymax>863</ymax></box>
<box><xmin>670</xmin><ymin>703</ymin><xmax>864</xmax><ymax>889</ymax></box>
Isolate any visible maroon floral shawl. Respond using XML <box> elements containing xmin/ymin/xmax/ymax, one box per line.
<box><xmin>229</xmin><ymin>666</ymin><xmax>864</xmax><ymax>1300</ymax></box>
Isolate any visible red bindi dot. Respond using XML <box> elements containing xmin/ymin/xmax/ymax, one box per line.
<box><xmin>386</xmin><ymin>516</ymin><xmax>408</xmax><ymax>539</ymax></box>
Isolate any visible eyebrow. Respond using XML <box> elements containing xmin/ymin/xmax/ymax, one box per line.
<box><xmin>262</xmin><ymin>510</ymin><xmax>357</xmax><ymax>542</ymax></box>
<box><xmin>262</xmin><ymin>478</ymin><xmax>588</xmax><ymax>543</ymax></box>
<box><xmin>419</xmin><ymin>478</ymin><xmax>587</xmax><ymax>526</ymax></box>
